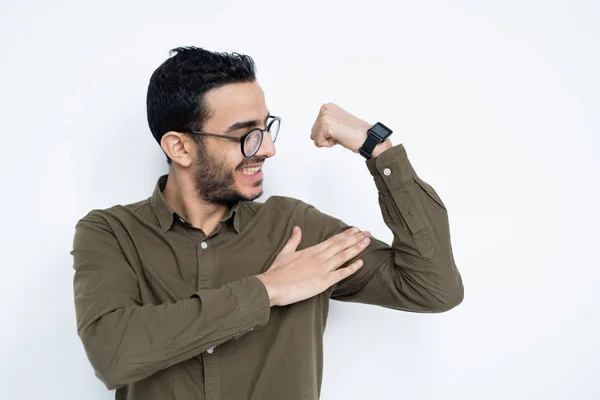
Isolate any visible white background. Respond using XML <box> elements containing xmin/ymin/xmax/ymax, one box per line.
<box><xmin>1</xmin><ymin>0</ymin><xmax>599</xmax><ymax>399</ymax></box>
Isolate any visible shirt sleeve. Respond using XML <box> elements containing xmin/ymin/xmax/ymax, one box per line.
<box><xmin>301</xmin><ymin>143</ymin><xmax>464</xmax><ymax>312</ymax></box>
<box><xmin>71</xmin><ymin>212</ymin><xmax>271</xmax><ymax>390</ymax></box>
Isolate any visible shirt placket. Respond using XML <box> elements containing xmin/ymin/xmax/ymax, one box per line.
<box><xmin>196</xmin><ymin>230</ymin><xmax>222</xmax><ymax>400</ymax></box>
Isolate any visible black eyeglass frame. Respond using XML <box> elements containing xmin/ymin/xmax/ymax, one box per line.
<box><xmin>176</xmin><ymin>115</ymin><xmax>282</xmax><ymax>158</ymax></box>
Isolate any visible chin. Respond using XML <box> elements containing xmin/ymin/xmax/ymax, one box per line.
<box><xmin>233</xmin><ymin>183</ymin><xmax>263</xmax><ymax>202</ymax></box>
<box><xmin>246</xmin><ymin>187</ymin><xmax>263</xmax><ymax>201</ymax></box>
<box><xmin>248</xmin><ymin>185</ymin><xmax>264</xmax><ymax>199</ymax></box>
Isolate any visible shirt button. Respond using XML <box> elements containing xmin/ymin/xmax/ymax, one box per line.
<box><xmin>383</xmin><ymin>168</ymin><xmax>392</xmax><ymax>176</ymax></box>
<box><xmin>200</xmin><ymin>242</ymin><xmax>208</xmax><ymax>249</ymax></box>
<box><xmin>207</xmin><ymin>347</ymin><xmax>215</xmax><ymax>354</ymax></box>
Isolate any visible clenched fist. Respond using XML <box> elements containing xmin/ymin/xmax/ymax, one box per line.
<box><xmin>310</xmin><ymin>103</ymin><xmax>392</xmax><ymax>157</ymax></box>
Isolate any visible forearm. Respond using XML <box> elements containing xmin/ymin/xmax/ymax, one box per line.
<box><xmin>72</xmin><ymin>214</ymin><xmax>270</xmax><ymax>389</ymax></box>
<box><xmin>330</xmin><ymin>143</ymin><xmax>463</xmax><ymax>311</ymax></box>
<box><xmin>76</xmin><ymin>275</ymin><xmax>269</xmax><ymax>389</ymax></box>
<box><xmin>307</xmin><ymin>103</ymin><xmax>462</xmax><ymax>310</ymax></box>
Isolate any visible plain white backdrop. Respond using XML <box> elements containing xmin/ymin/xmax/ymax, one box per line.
<box><xmin>1</xmin><ymin>0</ymin><xmax>599</xmax><ymax>399</ymax></box>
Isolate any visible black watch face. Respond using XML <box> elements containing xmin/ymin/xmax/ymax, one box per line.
<box><xmin>369</xmin><ymin>123</ymin><xmax>393</xmax><ymax>141</ymax></box>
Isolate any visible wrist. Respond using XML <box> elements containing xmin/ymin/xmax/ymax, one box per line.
<box><xmin>255</xmin><ymin>274</ymin><xmax>278</xmax><ymax>307</ymax></box>
<box><xmin>351</xmin><ymin>122</ymin><xmax>373</xmax><ymax>153</ymax></box>
<box><xmin>356</xmin><ymin>122</ymin><xmax>394</xmax><ymax>159</ymax></box>
<box><xmin>371</xmin><ymin>138</ymin><xmax>393</xmax><ymax>158</ymax></box>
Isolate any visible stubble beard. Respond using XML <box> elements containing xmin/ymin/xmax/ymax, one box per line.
<box><xmin>193</xmin><ymin>145</ymin><xmax>264</xmax><ymax>206</ymax></box>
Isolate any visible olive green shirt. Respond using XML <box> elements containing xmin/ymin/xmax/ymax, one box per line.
<box><xmin>71</xmin><ymin>143</ymin><xmax>463</xmax><ymax>400</ymax></box>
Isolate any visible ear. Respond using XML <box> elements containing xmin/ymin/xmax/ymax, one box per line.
<box><xmin>161</xmin><ymin>131</ymin><xmax>194</xmax><ymax>167</ymax></box>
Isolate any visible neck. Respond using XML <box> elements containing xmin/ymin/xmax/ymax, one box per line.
<box><xmin>162</xmin><ymin>170</ymin><xmax>229</xmax><ymax>235</ymax></box>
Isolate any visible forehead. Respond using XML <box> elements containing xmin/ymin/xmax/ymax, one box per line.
<box><xmin>203</xmin><ymin>81</ymin><xmax>268</xmax><ymax>130</ymax></box>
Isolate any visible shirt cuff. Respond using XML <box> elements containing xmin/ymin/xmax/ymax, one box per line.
<box><xmin>227</xmin><ymin>276</ymin><xmax>271</xmax><ymax>336</ymax></box>
<box><xmin>365</xmin><ymin>143</ymin><xmax>417</xmax><ymax>192</ymax></box>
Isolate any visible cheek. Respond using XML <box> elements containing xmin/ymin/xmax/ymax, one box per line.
<box><xmin>223</xmin><ymin>152</ymin><xmax>245</xmax><ymax>172</ymax></box>
<box><xmin>205</xmin><ymin>142</ymin><xmax>242</xmax><ymax>171</ymax></box>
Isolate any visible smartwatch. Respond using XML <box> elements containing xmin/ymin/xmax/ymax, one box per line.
<box><xmin>359</xmin><ymin>122</ymin><xmax>393</xmax><ymax>160</ymax></box>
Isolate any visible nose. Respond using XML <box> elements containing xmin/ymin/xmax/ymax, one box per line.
<box><xmin>255</xmin><ymin>131</ymin><xmax>276</xmax><ymax>158</ymax></box>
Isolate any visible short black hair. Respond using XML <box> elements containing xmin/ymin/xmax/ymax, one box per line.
<box><xmin>146</xmin><ymin>46</ymin><xmax>257</xmax><ymax>164</ymax></box>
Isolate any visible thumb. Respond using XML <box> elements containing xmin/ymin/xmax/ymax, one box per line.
<box><xmin>280</xmin><ymin>226</ymin><xmax>302</xmax><ymax>254</ymax></box>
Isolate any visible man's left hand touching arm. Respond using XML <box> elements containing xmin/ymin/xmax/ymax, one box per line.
<box><xmin>305</xmin><ymin>103</ymin><xmax>464</xmax><ymax>313</ymax></box>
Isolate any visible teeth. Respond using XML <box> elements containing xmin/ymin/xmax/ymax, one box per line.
<box><xmin>241</xmin><ymin>166</ymin><xmax>261</xmax><ymax>175</ymax></box>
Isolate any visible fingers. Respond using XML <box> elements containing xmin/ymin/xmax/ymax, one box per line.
<box><xmin>312</xmin><ymin>127</ymin><xmax>335</xmax><ymax>148</ymax></box>
<box><xmin>315</xmin><ymin>137</ymin><xmax>337</xmax><ymax>148</ymax></box>
<box><xmin>327</xmin><ymin>259</ymin><xmax>364</xmax><ymax>286</ymax></box>
<box><xmin>310</xmin><ymin>114</ymin><xmax>321</xmax><ymax>142</ymax></box>
<box><xmin>309</xmin><ymin>227</ymin><xmax>357</xmax><ymax>254</ymax></box>
<box><xmin>310</xmin><ymin>115</ymin><xmax>337</xmax><ymax>148</ymax></box>
<box><xmin>279</xmin><ymin>226</ymin><xmax>302</xmax><ymax>254</ymax></box>
<box><xmin>321</xmin><ymin>227</ymin><xmax>370</xmax><ymax>260</ymax></box>
<box><xmin>327</xmin><ymin>233</ymin><xmax>371</xmax><ymax>271</ymax></box>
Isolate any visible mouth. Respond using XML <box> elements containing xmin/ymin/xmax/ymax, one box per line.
<box><xmin>239</xmin><ymin>164</ymin><xmax>263</xmax><ymax>175</ymax></box>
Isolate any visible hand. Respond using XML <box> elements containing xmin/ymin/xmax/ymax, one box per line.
<box><xmin>256</xmin><ymin>226</ymin><xmax>372</xmax><ymax>306</ymax></box>
<box><xmin>309</xmin><ymin>103</ymin><xmax>392</xmax><ymax>157</ymax></box>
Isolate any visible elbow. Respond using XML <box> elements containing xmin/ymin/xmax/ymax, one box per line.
<box><xmin>95</xmin><ymin>368</ymin><xmax>129</xmax><ymax>391</ymax></box>
<box><xmin>79</xmin><ymin>330</ymin><xmax>131</xmax><ymax>390</ymax></box>
<box><xmin>428</xmin><ymin>277</ymin><xmax>464</xmax><ymax>313</ymax></box>
<box><xmin>88</xmin><ymin>348</ymin><xmax>134</xmax><ymax>390</ymax></box>
<box><xmin>85</xmin><ymin>352</ymin><xmax>130</xmax><ymax>391</ymax></box>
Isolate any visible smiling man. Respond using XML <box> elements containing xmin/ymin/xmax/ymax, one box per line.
<box><xmin>71</xmin><ymin>47</ymin><xmax>464</xmax><ymax>400</ymax></box>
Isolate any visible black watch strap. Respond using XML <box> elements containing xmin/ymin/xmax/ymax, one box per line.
<box><xmin>359</xmin><ymin>135</ymin><xmax>380</xmax><ymax>160</ymax></box>
<box><xmin>359</xmin><ymin>122</ymin><xmax>393</xmax><ymax>160</ymax></box>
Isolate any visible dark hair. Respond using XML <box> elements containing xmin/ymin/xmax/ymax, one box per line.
<box><xmin>146</xmin><ymin>46</ymin><xmax>257</xmax><ymax>164</ymax></box>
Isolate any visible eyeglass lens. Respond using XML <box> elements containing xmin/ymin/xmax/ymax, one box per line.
<box><xmin>243</xmin><ymin>118</ymin><xmax>280</xmax><ymax>156</ymax></box>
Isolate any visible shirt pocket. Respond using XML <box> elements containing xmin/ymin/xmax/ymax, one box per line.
<box><xmin>388</xmin><ymin>183</ymin><xmax>436</xmax><ymax>260</ymax></box>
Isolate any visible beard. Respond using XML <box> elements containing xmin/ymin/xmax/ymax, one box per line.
<box><xmin>193</xmin><ymin>143</ymin><xmax>264</xmax><ymax>206</ymax></box>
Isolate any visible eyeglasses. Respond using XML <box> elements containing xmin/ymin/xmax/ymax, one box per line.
<box><xmin>177</xmin><ymin>115</ymin><xmax>281</xmax><ymax>158</ymax></box>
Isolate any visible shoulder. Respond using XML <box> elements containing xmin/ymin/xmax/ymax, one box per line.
<box><xmin>235</xmin><ymin>195</ymin><xmax>315</xmax><ymax>233</ymax></box>
<box><xmin>75</xmin><ymin>197</ymin><xmax>153</xmax><ymax>230</ymax></box>
<box><xmin>240</xmin><ymin>195</ymin><xmax>312</xmax><ymax>217</ymax></box>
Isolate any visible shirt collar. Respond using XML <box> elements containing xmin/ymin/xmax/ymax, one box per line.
<box><xmin>150</xmin><ymin>174</ymin><xmax>241</xmax><ymax>234</ymax></box>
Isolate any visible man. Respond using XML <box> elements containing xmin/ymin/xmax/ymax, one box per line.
<box><xmin>71</xmin><ymin>46</ymin><xmax>463</xmax><ymax>400</ymax></box>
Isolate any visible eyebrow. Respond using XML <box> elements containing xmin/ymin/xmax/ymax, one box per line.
<box><xmin>225</xmin><ymin>112</ymin><xmax>271</xmax><ymax>133</ymax></box>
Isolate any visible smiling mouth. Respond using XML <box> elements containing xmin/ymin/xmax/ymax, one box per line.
<box><xmin>240</xmin><ymin>165</ymin><xmax>262</xmax><ymax>175</ymax></box>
